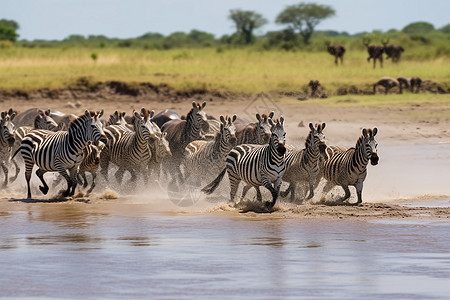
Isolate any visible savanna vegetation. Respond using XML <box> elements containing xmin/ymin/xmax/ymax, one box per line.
<box><xmin>0</xmin><ymin>2</ymin><xmax>449</xmax><ymax>95</ymax></box>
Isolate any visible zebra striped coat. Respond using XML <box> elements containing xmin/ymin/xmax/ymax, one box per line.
<box><xmin>235</xmin><ymin>112</ymin><xmax>274</xmax><ymax>145</ymax></box>
<box><xmin>183</xmin><ymin>115</ymin><xmax>237</xmax><ymax>186</ymax></box>
<box><xmin>9</xmin><ymin>110</ymin><xmax>59</xmax><ymax>184</ymax></box>
<box><xmin>0</xmin><ymin>110</ymin><xmax>16</xmax><ymax>187</ymax></box>
<box><xmin>322</xmin><ymin>128</ymin><xmax>379</xmax><ymax>205</ymax></box>
<box><xmin>100</xmin><ymin>111</ymin><xmax>155</xmax><ymax>185</ymax></box>
<box><xmin>17</xmin><ymin>110</ymin><xmax>105</xmax><ymax>198</ymax></box>
<box><xmin>77</xmin><ymin>140</ymin><xmax>105</xmax><ymax>194</ymax></box>
<box><xmin>281</xmin><ymin>123</ymin><xmax>327</xmax><ymax>202</ymax></box>
<box><xmin>202</xmin><ymin>116</ymin><xmax>286</xmax><ymax>208</ymax></box>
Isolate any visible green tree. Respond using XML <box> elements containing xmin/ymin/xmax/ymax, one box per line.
<box><xmin>228</xmin><ymin>9</ymin><xmax>268</xmax><ymax>44</ymax></box>
<box><xmin>0</xmin><ymin>26</ymin><xmax>18</xmax><ymax>42</ymax></box>
<box><xmin>0</xmin><ymin>19</ymin><xmax>19</xmax><ymax>31</ymax></box>
<box><xmin>276</xmin><ymin>2</ymin><xmax>335</xmax><ymax>45</ymax></box>
<box><xmin>402</xmin><ymin>22</ymin><xmax>435</xmax><ymax>34</ymax></box>
<box><xmin>439</xmin><ymin>24</ymin><xmax>450</xmax><ymax>34</ymax></box>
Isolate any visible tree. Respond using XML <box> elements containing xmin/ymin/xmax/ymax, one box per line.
<box><xmin>228</xmin><ymin>9</ymin><xmax>268</xmax><ymax>44</ymax></box>
<box><xmin>439</xmin><ymin>24</ymin><xmax>450</xmax><ymax>34</ymax></box>
<box><xmin>402</xmin><ymin>22</ymin><xmax>435</xmax><ymax>34</ymax></box>
<box><xmin>0</xmin><ymin>19</ymin><xmax>19</xmax><ymax>42</ymax></box>
<box><xmin>276</xmin><ymin>2</ymin><xmax>335</xmax><ymax>45</ymax></box>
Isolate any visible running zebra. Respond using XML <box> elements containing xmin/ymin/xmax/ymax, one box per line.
<box><xmin>235</xmin><ymin>112</ymin><xmax>274</xmax><ymax>145</ymax></box>
<box><xmin>322</xmin><ymin>128</ymin><xmax>379</xmax><ymax>205</ymax></box>
<box><xmin>100</xmin><ymin>111</ymin><xmax>155</xmax><ymax>185</ymax></box>
<box><xmin>202</xmin><ymin>117</ymin><xmax>286</xmax><ymax>208</ymax></box>
<box><xmin>16</xmin><ymin>110</ymin><xmax>105</xmax><ymax>199</ymax></box>
<box><xmin>9</xmin><ymin>110</ymin><xmax>59</xmax><ymax>183</ymax></box>
<box><xmin>0</xmin><ymin>110</ymin><xmax>16</xmax><ymax>187</ymax></box>
<box><xmin>183</xmin><ymin>115</ymin><xmax>237</xmax><ymax>186</ymax></box>
<box><xmin>77</xmin><ymin>140</ymin><xmax>105</xmax><ymax>194</ymax></box>
<box><xmin>281</xmin><ymin>123</ymin><xmax>327</xmax><ymax>202</ymax></box>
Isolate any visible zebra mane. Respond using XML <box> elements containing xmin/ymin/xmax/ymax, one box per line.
<box><xmin>68</xmin><ymin>111</ymin><xmax>96</xmax><ymax>128</ymax></box>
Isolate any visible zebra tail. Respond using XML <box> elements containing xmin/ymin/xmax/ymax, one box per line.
<box><xmin>201</xmin><ymin>168</ymin><xmax>226</xmax><ymax>195</ymax></box>
<box><xmin>11</xmin><ymin>146</ymin><xmax>22</xmax><ymax>160</ymax></box>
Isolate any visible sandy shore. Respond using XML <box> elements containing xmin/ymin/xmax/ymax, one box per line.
<box><xmin>1</xmin><ymin>92</ymin><xmax>450</xmax><ymax>219</ymax></box>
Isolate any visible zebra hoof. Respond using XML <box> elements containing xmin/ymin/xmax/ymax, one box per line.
<box><xmin>39</xmin><ymin>186</ymin><xmax>49</xmax><ymax>195</ymax></box>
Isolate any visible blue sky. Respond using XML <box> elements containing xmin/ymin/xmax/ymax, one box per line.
<box><xmin>2</xmin><ymin>0</ymin><xmax>449</xmax><ymax>40</ymax></box>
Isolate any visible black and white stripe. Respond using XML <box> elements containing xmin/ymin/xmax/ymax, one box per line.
<box><xmin>202</xmin><ymin>116</ymin><xmax>286</xmax><ymax>208</ymax></box>
<box><xmin>322</xmin><ymin>128</ymin><xmax>379</xmax><ymax>205</ymax></box>
<box><xmin>77</xmin><ymin>140</ymin><xmax>105</xmax><ymax>194</ymax></box>
<box><xmin>183</xmin><ymin>115</ymin><xmax>237</xmax><ymax>186</ymax></box>
<box><xmin>0</xmin><ymin>110</ymin><xmax>16</xmax><ymax>187</ymax></box>
<box><xmin>281</xmin><ymin>122</ymin><xmax>327</xmax><ymax>202</ymax></box>
<box><xmin>17</xmin><ymin>110</ymin><xmax>105</xmax><ymax>198</ymax></box>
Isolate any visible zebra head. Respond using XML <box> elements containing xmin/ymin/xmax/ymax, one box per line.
<box><xmin>35</xmin><ymin>109</ymin><xmax>58</xmax><ymax>131</ymax></box>
<box><xmin>269</xmin><ymin>116</ymin><xmax>286</xmax><ymax>156</ymax></box>
<box><xmin>82</xmin><ymin>110</ymin><xmax>106</xmax><ymax>144</ymax></box>
<box><xmin>219</xmin><ymin>114</ymin><xmax>237</xmax><ymax>147</ymax></box>
<box><xmin>362</xmin><ymin>128</ymin><xmax>379</xmax><ymax>165</ymax></box>
<box><xmin>132</xmin><ymin>111</ymin><xmax>153</xmax><ymax>141</ymax></box>
<box><xmin>0</xmin><ymin>110</ymin><xmax>16</xmax><ymax>148</ymax></box>
<box><xmin>107</xmin><ymin>110</ymin><xmax>127</xmax><ymax>126</ymax></box>
<box><xmin>190</xmin><ymin>101</ymin><xmax>209</xmax><ymax>134</ymax></box>
<box><xmin>155</xmin><ymin>131</ymin><xmax>172</xmax><ymax>162</ymax></box>
<box><xmin>256</xmin><ymin>111</ymin><xmax>274</xmax><ymax>144</ymax></box>
<box><xmin>308</xmin><ymin>122</ymin><xmax>327</xmax><ymax>152</ymax></box>
<box><xmin>140</xmin><ymin>108</ymin><xmax>158</xmax><ymax>139</ymax></box>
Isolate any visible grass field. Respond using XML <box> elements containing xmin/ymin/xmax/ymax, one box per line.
<box><xmin>0</xmin><ymin>47</ymin><xmax>449</xmax><ymax>93</ymax></box>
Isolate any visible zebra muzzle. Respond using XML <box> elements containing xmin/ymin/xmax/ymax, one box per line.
<box><xmin>7</xmin><ymin>136</ymin><xmax>15</xmax><ymax>147</ymax></box>
<box><xmin>277</xmin><ymin>143</ymin><xmax>286</xmax><ymax>155</ymax></box>
<box><xmin>370</xmin><ymin>153</ymin><xmax>379</xmax><ymax>165</ymax></box>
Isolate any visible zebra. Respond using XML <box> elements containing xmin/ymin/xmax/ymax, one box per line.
<box><xmin>322</xmin><ymin>128</ymin><xmax>379</xmax><ymax>205</ymax></box>
<box><xmin>161</xmin><ymin>101</ymin><xmax>210</xmax><ymax>184</ymax></box>
<box><xmin>15</xmin><ymin>110</ymin><xmax>105</xmax><ymax>199</ymax></box>
<box><xmin>0</xmin><ymin>110</ymin><xmax>16</xmax><ymax>188</ymax></box>
<box><xmin>147</xmin><ymin>127</ymin><xmax>172</xmax><ymax>179</ymax></box>
<box><xmin>183</xmin><ymin>115</ymin><xmax>237</xmax><ymax>186</ymax></box>
<box><xmin>235</xmin><ymin>112</ymin><xmax>274</xmax><ymax>145</ymax></box>
<box><xmin>9</xmin><ymin>109</ymin><xmax>59</xmax><ymax>183</ymax></box>
<box><xmin>202</xmin><ymin>116</ymin><xmax>286</xmax><ymax>208</ymax></box>
<box><xmin>77</xmin><ymin>140</ymin><xmax>105</xmax><ymax>194</ymax></box>
<box><xmin>100</xmin><ymin>111</ymin><xmax>155</xmax><ymax>186</ymax></box>
<box><xmin>281</xmin><ymin>123</ymin><xmax>327</xmax><ymax>203</ymax></box>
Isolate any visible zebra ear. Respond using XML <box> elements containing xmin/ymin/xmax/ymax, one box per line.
<box><xmin>362</xmin><ymin>128</ymin><xmax>368</xmax><ymax>137</ymax></box>
<box><xmin>192</xmin><ymin>101</ymin><xmax>197</xmax><ymax>109</ymax></box>
<box><xmin>322</xmin><ymin>123</ymin><xmax>326</xmax><ymax>130</ymax></box>
<box><xmin>44</xmin><ymin>109</ymin><xmax>51</xmax><ymax>116</ymax></box>
<box><xmin>149</xmin><ymin>110</ymin><xmax>155</xmax><ymax>119</ymax></box>
<box><xmin>97</xmin><ymin>109</ymin><xmax>104</xmax><ymax>118</ymax></box>
<box><xmin>309</xmin><ymin>123</ymin><xmax>314</xmax><ymax>130</ymax></box>
<box><xmin>220</xmin><ymin>115</ymin><xmax>226</xmax><ymax>125</ymax></box>
<box><xmin>232</xmin><ymin>114</ymin><xmax>237</xmax><ymax>122</ymax></box>
<box><xmin>141</xmin><ymin>108</ymin><xmax>146</xmax><ymax>116</ymax></box>
<box><xmin>122</xmin><ymin>111</ymin><xmax>126</xmax><ymax>117</ymax></box>
<box><xmin>268</xmin><ymin>118</ymin><xmax>274</xmax><ymax>126</ymax></box>
<box><xmin>280</xmin><ymin>116</ymin><xmax>284</xmax><ymax>126</ymax></box>
<box><xmin>256</xmin><ymin>113</ymin><xmax>261</xmax><ymax>122</ymax></box>
<box><xmin>269</xmin><ymin>111</ymin><xmax>274</xmax><ymax>119</ymax></box>
<box><xmin>1</xmin><ymin>111</ymin><xmax>5</xmax><ymax>119</ymax></box>
<box><xmin>9</xmin><ymin>112</ymin><xmax>16</xmax><ymax>121</ymax></box>
<box><xmin>201</xmin><ymin>102</ymin><xmax>206</xmax><ymax>109</ymax></box>
<box><xmin>134</xmin><ymin>111</ymin><xmax>141</xmax><ymax>119</ymax></box>
<box><xmin>373</xmin><ymin>127</ymin><xmax>378</xmax><ymax>136</ymax></box>
<box><xmin>84</xmin><ymin>110</ymin><xmax>90</xmax><ymax>118</ymax></box>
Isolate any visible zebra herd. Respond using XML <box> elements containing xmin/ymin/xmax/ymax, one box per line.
<box><xmin>0</xmin><ymin>102</ymin><xmax>379</xmax><ymax>208</ymax></box>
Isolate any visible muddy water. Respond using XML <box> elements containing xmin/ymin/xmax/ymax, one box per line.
<box><xmin>0</xmin><ymin>144</ymin><xmax>450</xmax><ymax>299</ymax></box>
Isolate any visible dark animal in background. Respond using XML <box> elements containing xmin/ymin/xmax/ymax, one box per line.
<box><xmin>382</xmin><ymin>39</ymin><xmax>404</xmax><ymax>63</ymax></box>
<box><xmin>151</xmin><ymin>109</ymin><xmax>181</xmax><ymax>129</ymax></box>
<box><xmin>308</xmin><ymin>80</ymin><xmax>320</xmax><ymax>97</ymax></box>
<box><xmin>326</xmin><ymin>42</ymin><xmax>346</xmax><ymax>65</ymax></box>
<box><xmin>373</xmin><ymin>77</ymin><xmax>402</xmax><ymax>94</ymax></box>
<box><xmin>363</xmin><ymin>38</ymin><xmax>384</xmax><ymax>69</ymax></box>
<box><xmin>397</xmin><ymin>77</ymin><xmax>422</xmax><ymax>93</ymax></box>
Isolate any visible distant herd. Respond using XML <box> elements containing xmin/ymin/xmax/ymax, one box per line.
<box><xmin>0</xmin><ymin>103</ymin><xmax>379</xmax><ymax>209</ymax></box>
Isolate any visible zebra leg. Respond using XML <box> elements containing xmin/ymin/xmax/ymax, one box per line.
<box><xmin>338</xmin><ymin>185</ymin><xmax>351</xmax><ymax>203</ymax></box>
<box><xmin>0</xmin><ymin>162</ymin><xmax>8</xmax><ymax>188</ymax></box>
<box><xmin>36</xmin><ymin>169</ymin><xmax>49</xmax><ymax>195</ymax></box>
<box><xmin>355</xmin><ymin>181</ymin><xmax>364</xmax><ymax>205</ymax></box>
<box><xmin>228</xmin><ymin>175</ymin><xmax>240</xmax><ymax>204</ymax></box>
<box><xmin>256</xmin><ymin>187</ymin><xmax>263</xmax><ymax>202</ymax></box>
<box><xmin>280</xmin><ymin>183</ymin><xmax>292</xmax><ymax>199</ymax></box>
<box><xmin>114</xmin><ymin>167</ymin><xmax>126</xmax><ymax>185</ymax></box>
<box><xmin>87</xmin><ymin>171</ymin><xmax>96</xmax><ymax>194</ymax></box>
<box><xmin>306</xmin><ymin>177</ymin><xmax>316</xmax><ymax>200</ymax></box>
<box><xmin>68</xmin><ymin>167</ymin><xmax>78</xmax><ymax>196</ymax></box>
<box><xmin>9</xmin><ymin>158</ymin><xmax>20</xmax><ymax>183</ymax></box>
<box><xmin>81</xmin><ymin>172</ymin><xmax>88</xmax><ymax>188</ymax></box>
<box><xmin>57</xmin><ymin>169</ymin><xmax>72</xmax><ymax>197</ymax></box>
<box><xmin>241</xmin><ymin>184</ymin><xmax>252</xmax><ymax>200</ymax></box>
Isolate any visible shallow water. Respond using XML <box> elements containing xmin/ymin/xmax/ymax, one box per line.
<box><xmin>1</xmin><ymin>144</ymin><xmax>450</xmax><ymax>299</ymax></box>
<box><xmin>1</xmin><ymin>205</ymin><xmax>450</xmax><ymax>299</ymax></box>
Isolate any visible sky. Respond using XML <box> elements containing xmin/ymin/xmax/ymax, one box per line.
<box><xmin>2</xmin><ymin>0</ymin><xmax>449</xmax><ymax>40</ymax></box>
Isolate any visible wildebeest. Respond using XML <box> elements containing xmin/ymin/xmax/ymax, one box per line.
<box><xmin>308</xmin><ymin>80</ymin><xmax>321</xmax><ymax>97</ymax></box>
<box><xmin>326</xmin><ymin>42</ymin><xmax>346</xmax><ymax>65</ymax></box>
<box><xmin>373</xmin><ymin>77</ymin><xmax>402</xmax><ymax>94</ymax></box>
<box><xmin>398</xmin><ymin>77</ymin><xmax>422</xmax><ymax>93</ymax></box>
<box><xmin>383</xmin><ymin>40</ymin><xmax>404</xmax><ymax>63</ymax></box>
<box><xmin>13</xmin><ymin>107</ymin><xmax>77</xmax><ymax>129</ymax></box>
<box><xmin>151</xmin><ymin>109</ymin><xmax>181</xmax><ymax>129</ymax></box>
<box><xmin>363</xmin><ymin>38</ymin><xmax>384</xmax><ymax>69</ymax></box>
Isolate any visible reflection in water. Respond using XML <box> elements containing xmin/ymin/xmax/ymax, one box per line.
<box><xmin>0</xmin><ymin>204</ymin><xmax>449</xmax><ymax>299</ymax></box>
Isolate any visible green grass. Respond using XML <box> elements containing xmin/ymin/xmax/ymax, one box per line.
<box><xmin>0</xmin><ymin>47</ymin><xmax>449</xmax><ymax>93</ymax></box>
